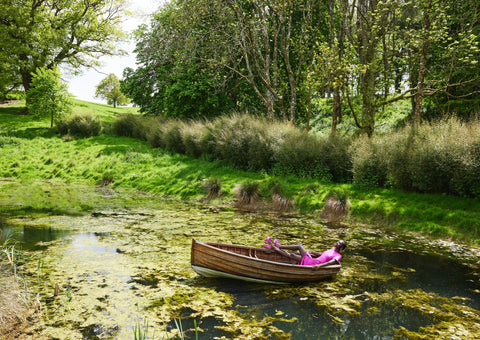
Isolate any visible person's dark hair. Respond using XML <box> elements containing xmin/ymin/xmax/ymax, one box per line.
<box><xmin>336</xmin><ymin>240</ymin><xmax>347</xmax><ymax>251</ymax></box>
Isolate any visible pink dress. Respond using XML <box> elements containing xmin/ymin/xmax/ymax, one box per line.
<box><xmin>299</xmin><ymin>248</ymin><xmax>341</xmax><ymax>266</ymax></box>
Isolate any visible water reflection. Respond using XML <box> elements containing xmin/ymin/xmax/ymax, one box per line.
<box><xmin>356</xmin><ymin>246</ymin><xmax>480</xmax><ymax>310</ymax></box>
<box><xmin>0</xmin><ymin>224</ymin><xmax>71</xmax><ymax>250</ymax></box>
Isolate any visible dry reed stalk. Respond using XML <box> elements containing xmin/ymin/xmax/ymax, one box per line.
<box><xmin>233</xmin><ymin>183</ymin><xmax>260</xmax><ymax>208</ymax></box>
<box><xmin>321</xmin><ymin>197</ymin><xmax>351</xmax><ymax>222</ymax></box>
<box><xmin>271</xmin><ymin>193</ymin><xmax>295</xmax><ymax>212</ymax></box>
<box><xmin>0</xmin><ymin>270</ymin><xmax>28</xmax><ymax>338</ymax></box>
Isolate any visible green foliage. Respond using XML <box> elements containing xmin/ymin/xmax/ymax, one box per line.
<box><xmin>0</xmin><ymin>0</ymin><xmax>127</xmax><ymax>98</ymax></box>
<box><xmin>95</xmin><ymin>74</ymin><xmax>129</xmax><ymax>108</ymax></box>
<box><xmin>26</xmin><ymin>67</ymin><xmax>72</xmax><ymax>127</ymax></box>
<box><xmin>56</xmin><ymin>114</ymin><xmax>102</xmax><ymax>138</ymax></box>
<box><xmin>145</xmin><ymin>119</ymin><xmax>185</xmax><ymax>153</ymax></box>
<box><xmin>101</xmin><ymin>171</ymin><xmax>115</xmax><ymax>186</ymax></box>
<box><xmin>350</xmin><ymin>137</ymin><xmax>390</xmax><ymax>188</ymax></box>
<box><xmin>161</xmin><ymin>120</ymin><xmax>186</xmax><ymax>154</ymax></box>
<box><xmin>181</xmin><ymin>120</ymin><xmax>211</xmax><ymax>158</ymax></box>
<box><xmin>211</xmin><ymin>114</ymin><xmax>281</xmax><ymax>170</ymax></box>
<box><xmin>0</xmin><ymin>61</ymin><xmax>21</xmax><ymax>100</ymax></box>
<box><xmin>203</xmin><ymin>177</ymin><xmax>222</xmax><ymax>199</ymax></box>
<box><xmin>326</xmin><ymin>188</ymin><xmax>349</xmax><ymax>204</ymax></box>
<box><xmin>121</xmin><ymin>2</ymin><xmax>236</xmax><ymax>118</ymax></box>
<box><xmin>111</xmin><ymin>114</ymin><xmax>157</xmax><ymax>140</ymax></box>
<box><xmin>351</xmin><ymin>117</ymin><xmax>480</xmax><ymax>198</ymax></box>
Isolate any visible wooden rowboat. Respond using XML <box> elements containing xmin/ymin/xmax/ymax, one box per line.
<box><xmin>190</xmin><ymin>239</ymin><xmax>341</xmax><ymax>284</ymax></box>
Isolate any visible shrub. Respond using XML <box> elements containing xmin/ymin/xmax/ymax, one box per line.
<box><xmin>321</xmin><ymin>189</ymin><xmax>351</xmax><ymax>222</ymax></box>
<box><xmin>112</xmin><ymin>114</ymin><xmax>141</xmax><ymax>137</ymax></box>
<box><xmin>351</xmin><ymin>117</ymin><xmax>480</xmax><ymax>198</ymax></box>
<box><xmin>351</xmin><ymin>136</ymin><xmax>389</xmax><ymax>188</ymax></box>
<box><xmin>112</xmin><ymin>114</ymin><xmax>158</xmax><ymax>140</ymax></box>
<box><xmin>197</xmin><ymin>122</ymin><xmax>218</xmax><ymax>159</ymax></box>
<box><xmin>210</xmin><ymin>114</ymin><xmax>253</xmax><ymax>168</ymax></box>
<box><xmin>147</xmin><ymin>126</ymin><xmax>163</xmax><ymax>148</ymax></box>
<box><xmin>181</xmin><ymin>120</ymin><xmax>208</xmax><ymax>158</ymax></box>
<box><xmin>262</xmin><ymin>178</ymin><xmax>294</xmax><ymax>211</ymax></box>
<box><xmin>321</xmin><ymin>135</ymin><xmax>352</xmax><ymax>182</ymax></box>
<box><xmin>246</xmin><ymin>119</ymin><xmax>287</xmax><ymax>171</ymax></box>
<box><xmin>274</xmin><ymin>129</ymin><xmax>331</xmax><ymax>180</ymax></box>
<box><xmin>56</xmin><ymin>113</ymin><xmax>102</xmax><ymax>137</ymax></box>
<box><xmin>161</xmin><ymin>120</ymin><xmax>185</xmax><ymax>154</ymax></box>
<box><xmin>100</xmin><ymin>171</ymin><xmax>115</xmax><ymax>186</ymax></box>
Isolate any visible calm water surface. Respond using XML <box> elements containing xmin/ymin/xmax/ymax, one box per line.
<box><xmin>1</xmin><ymin>189</ymin><xmax>479</xmax><ymax>339</ymax></box>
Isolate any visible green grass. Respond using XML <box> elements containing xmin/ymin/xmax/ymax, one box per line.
<box><xmin>71</xmin><ymin>99</ymin><xmax>140</xmax><ymax>125</ymax></box>
<box><xmin>1</xmin><ymin>100</ymin><xmax>479</xmax><ymax>244</ymax></box>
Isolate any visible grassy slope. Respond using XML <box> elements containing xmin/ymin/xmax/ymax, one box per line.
<box><xmin>1</xmin><ymin>100</ymin><xmax>479</xmax><ymax>244</ymax></box>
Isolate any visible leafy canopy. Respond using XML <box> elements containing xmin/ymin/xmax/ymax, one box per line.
<box><xmin>0</xmin><ymin>0</ymin><xmax>128</xmax><ymax>93</ymax></box>
<box><xmin>95</xmin><ymin>74</ymin><xmax>129</xmax><ymax>108</ymax></box>
<box><xmin>26</xmin><ymin>67</ymin><xmax>72</xmax><ymax>128</ymax></box>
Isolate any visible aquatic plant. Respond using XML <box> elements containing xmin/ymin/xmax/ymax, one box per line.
<box><xmin>133</xmin><ymin>318</ymin><xmax>153</xmax><ymax>340</ymax></box>
<box><xmin>0</xmin><ymin>236</ymin><xmax>30</xmax><ymax>337</ymax></box>
<box><xmin>100</xmin><ymin>171</ymin><xmax>115</xmax><ymax>186</ymax></box>
<box><xmin>132</xmin><ymin>318</ymin><xmax>197</xmax><ymax>340</ymax></box>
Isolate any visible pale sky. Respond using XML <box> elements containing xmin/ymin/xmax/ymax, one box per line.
<box><xmin>65</xmin><ymin>0</ymin><xmax>166</xmax><ymax>103</ymax></box>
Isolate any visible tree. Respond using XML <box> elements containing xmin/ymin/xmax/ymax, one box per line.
<box><xmin>416</xmin><ymin>0</ymin><xmax>480</xmax><ymax>119</ymax></box>
<box><xmin>124</xmin><ymin>0</ymin><xmax>326</xmax><ymax>123</ymax></box>
<box><xmin>95</xmin><ymin>74</ymin><xmax>129</xmax><ymax>108</ymax></box>
<box><xmin>122</xmin><ymin>0</ymin><xmax>239</xmax><ymax>118</ymax></box>
<box><xmin>0</xmin><ymin>0</ymin><xmax>127</xmax><ymax>107</ymax></box>
<box><xmin>338</xmin><ymin>0</ymin><xmax>463</xmax><ymax>135</ymax></box>
<box><xmin>26</xmin><ymin>67</ymin><xmax>72</xmax><ymax>128</ymax></box>
<box><xmin>225</xmin><ymin>0</ymin><xmax>325</xmax><ymax>123</ymax></box>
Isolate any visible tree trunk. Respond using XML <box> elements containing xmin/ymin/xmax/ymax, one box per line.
<box><xmin>414</xmin><ymin>1</ymin><xmax>432</xmax><ymax>125</ymax></box>
<box><xmin>20</xmin><ymin>70</ymin><xmax>33</xmax><ymax>115</ymax></box>
<box><xmin>306</xmin><ymin>81</ymin><xmax>312</xmax><ymax>132</ymax></box>
<box><xmin>332</xmin><ymin>89</ymin><xmax>341</xmax><ymax>135</ymax></box>
<box><xmin>329</xmin><ymin>0</ymin><xmax>344</xmax><ymax>136</ymax></box>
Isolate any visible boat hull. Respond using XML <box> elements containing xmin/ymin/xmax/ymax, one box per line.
<box><xmin>191</xmin><ymin>239</ymin><xmax>341</xmax><ymax>284</ymax></box>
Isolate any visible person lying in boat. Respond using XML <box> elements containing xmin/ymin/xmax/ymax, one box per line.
<box><xmin>265</xmin><ymin>238</ymin><xmax>347</xmax><ymax>269</ymax></box>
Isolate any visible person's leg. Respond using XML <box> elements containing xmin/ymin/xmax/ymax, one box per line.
<box><xmin>277</xmin><ymin>244</ymin><xmax>309</xmax><ymax>257</ymax></box>
<box><xmin>271</xmin><ymin>246</ymin><xmax>303</xmax><ymax>262</ymax></box>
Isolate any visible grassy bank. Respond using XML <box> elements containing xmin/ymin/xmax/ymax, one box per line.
<box><xmin>1</xmin><ymin>100</ymin><xmax>479</xmax><ymax>244</ymax></box>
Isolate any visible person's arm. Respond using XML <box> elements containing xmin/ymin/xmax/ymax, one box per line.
<box><xmin>312</xmin><ymin>258</ymin><xmax>339</xmax><ymax>269</ymax></box>
<box><xmin>310</xmin><ymin>251</ymin><xmax>322</xmax><ymax>258</ymax></box>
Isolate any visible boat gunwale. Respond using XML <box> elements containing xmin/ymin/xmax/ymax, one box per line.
<box><xmin>193</xmin><ymin>239</ymin><xmax>341</xmax><ymax>271</ymax></box>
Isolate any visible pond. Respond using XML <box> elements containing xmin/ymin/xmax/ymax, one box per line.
<box><xmin>1</xmin><ymin>187</ymin><xmax>479</xmax><ymax>339</ymax></box>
